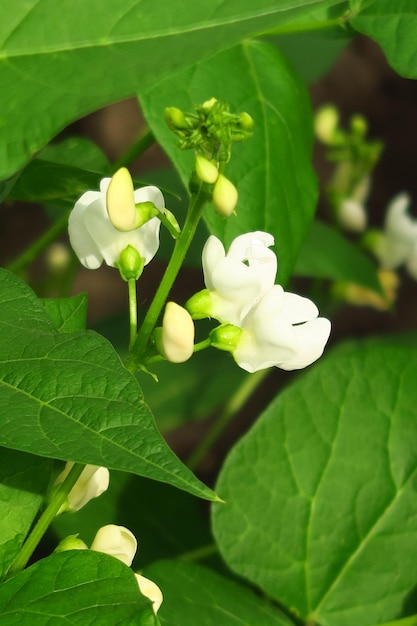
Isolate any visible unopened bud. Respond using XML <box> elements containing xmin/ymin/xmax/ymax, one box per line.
<box><xmin>350</xmin><ymin>114</ymin><xmax>368</xmax><ymax>137</ymax></box>
<box><xmin>337</xmin><ymin>199</ymin><xmax>367</xmax><ymax>233</ymax></box>
<box><xmin>117</xmin><ymin>245</ymin><xmax>145</xmax><ymax>281</ymax></box>
<box><xmin>210</xmin><ymin>324</ymin><xmax>242</xmax><ymax>352</ymax></box>
<box><xmin>54</xmin><ymin>463</ymin><xmax>110</xmax><ymax>513</ymax></box>
<box><xmin>164</xmin><ymin>107</ymin><xmax>188</xmax><ymax>130</ymax></box>
<box><xmin>91</xmin><ymin>524</ymin><xmax>137</xmax><ymax>567</ymax></box>
<box><xmin>156</xmin><ymin>302</ymin><xmax>195</xmax><ymax>363</ymax></box>
<box><xmin>212</xmin><ymin>174</ymin><xmax>238</xmax><ymax>216</ymax></box>
<box><xmin>106</xmin><ymin>168</ymin><xmax>137</xmax><ymax>231</ymax></box>
<box><xmin>201</xmin><ymin>97</ymin><xmax>217</xmax><ymax>111</ymax></box>
<box><xmin>238</xmin><ymin>112</ymin><xmax>254</xmax><ymax>131</ymax></box>
<box><xmin>314</xmin><ymin>104</ymin><xmax>340</xmax><ymax>144</ymax></box>
<box><xmin>195</xmin><ymin>155</ymin><xmax>218</xmax><ymax>184</ymax></box>
<box><xmin>54</xmin><ymin>534</ymin><xmax>88</xmax><ymax>553</ymax></box>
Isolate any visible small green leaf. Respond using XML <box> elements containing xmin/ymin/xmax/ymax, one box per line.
<box><xmin>212</xmin><ymin>337</ymin><xmax>417</xmax><ymax>625</ymax></box>
<box><xmin>144</xmin><ymin>560</ymin><xmax>296</xmax><ymax>626</ymax></box>
<box><xmin>0</xmin><ymin>449</ymin><xmax>52</xmax><ymax>580</ymax></box>
<box><xmin>0</xmin><ymin>269</ymin><xmax>215</xmax><ymax>501</ymax></box>
<box><xmin>0</xmin><ymin>551</ymin><xmax>159</xmax><ymax>625</ymax></box>
<box><xmin>140</xmin><ymin>40</ymin><xmax>317</xmax><ymax>285</ymax></box>
<box><xmin>41</xmin><ymin>293</ymin><xmax>88</xmax><ymax>333</ymax></box>
<box><xmin>350</xmin><ymin>0</ymin><xmax>417</xmax><ymax>78</ymax></box>
<box><xmin>40</xmin><ymin>137</ymin><xmax>111</xmax><ymax>172</ymax></box>
<box><xmin>294</xmin><ymin>219</ymin><xmax>381</xmax><ymax>291</ymax></box>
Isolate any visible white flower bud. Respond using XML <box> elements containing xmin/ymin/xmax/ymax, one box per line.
<box><xmin>106</xmin><ymin>167</ymin><xmax>137</xmax><ymax>232</ymax></box>
<box><xmin>159</xmin><ymin>302</ymin><xmax>195</xmax><ymax>363</ymax></box>
<box><xmin>212</xmin><ymin>174</ymin><xmax>238</xmax><ymax>216</ymax></box>
<box><xmin>91</xmin><ymin>524</ymin><xmax>137</xmax><ymax>567</ymax></box>
<box><xmin>135</xmin><ymin>573</ymin><xmax>163</xmax><ymax>614</ymax></box>
<box><xmin>54</xmin><ymin>463</ymin><xmax>109</xmax><ymax>513</ymax></box>
<box><xmin>337</xmin><ymin>198</ymin><xmax>367</xmax><ymax>232</ymax></box>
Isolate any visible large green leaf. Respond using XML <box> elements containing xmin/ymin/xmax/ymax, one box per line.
<box><xmin>350</xmin><ymin>0</ymin><xmax>417</xmax><ymax>78</ymax></box>
<box><xmin>212</xmin><ymin>338</ymin><xmax>417</xmax><ymax>625</ymax></box>
<box><xmin>41</xmin><ymin>293</ymin><xmax>88</xmax><ymax>333</ymax></box>
<box><xmin>140</xmin><ymin>40</ymin><xmax>317</xmax><ymax>284</ymax></box>
<box><xmin>144</xmin><ymin>560</ymin><xmax>296</xmax><ymax>626</ymax></box>
<box><xmin>0</xmin><ymin>551</ymin><xmax>159</xmax><ymax>625</ymax></box>
<box><xmin>1</xmin><ymin>0</ymin><xmax>347</xmax><ymax>180</ymax></box>
<box><xmin>0</xmin><ymin>449</ymin><xmax>52</xmax><ymax>580</ymax></box>
<box><xmin>294</xmin><ymin>219</ymin><xmax>381</xmax><ymax>291</ymax></box>
<box><xmin>0</xmin><ymin>269</ymin><xmax>214</xmax><ymax>501</ymax></box>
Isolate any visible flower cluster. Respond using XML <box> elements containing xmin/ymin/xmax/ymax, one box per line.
<box><xmin>186</xmin><ymin>232</ymin><xmax>331</xmax><ymax>373</ymax></box>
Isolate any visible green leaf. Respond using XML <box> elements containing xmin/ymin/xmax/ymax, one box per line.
<box><xmin>40</xmin><ymin>137</ymin><xmax>111</xmax><ymax>172</ymax></box>
<box><xmin>0</xmin><ymin>269</ymin><xmax>215</xmax><ymax>501</ymax></box>
<box><xmin>294</xmin><ymin>219</ymin><xmax>381</xmax><ymax>291</ymax></box>
<box><xmin>0</xmin><ymin>449</ymin><xmax>52</xmax><ymax>580</ymax></box>
<box><xmin>0</xmin><ymin>0</ymin><xmax>346</xmax><ymax>180</ymax></box>
<box><xmin>212</xmin><ymin>338</ymin><xmax>417</xmax><ymax>625</ymax></box>
<box><xmin>144</xmin><ymin>560</ymin><xmax>296</xmax><ymax>626</ymax></box>
<box><xmin>350</xmin><ymin>0</ymin><xmax>417</xmax><ymax>78</ymax></box>
<box><xmin>140</xmin><ymin>40</ymin><xmax>317</xmax><ymax>285</ymax></box>
<box><xmin>0</xmin><ymin>551</ymin><xmax>159</xmax><ymax>625</ymax></box>
<box><xmin>41</xmin><ymin>293</ymin><xmax>88</xmax><ymax>332</ymax></box>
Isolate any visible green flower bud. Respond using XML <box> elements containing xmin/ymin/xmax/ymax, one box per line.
<box><xmin>210</xmin><ymin>324</ymin><xmax>242</xmax><ymax>352</ymax></box>
<box><xmin>164</xmin><ymin>107</ymin><xmax>188</xmax><ymax>130</ymax></box>
<box><xmin>212</xmin><ymin>174</ymin><xmax>238</xmax><ymax>217</ymax></box>
<box><xmin>134</xmin><ymin>201</ymin><xmax>159</xmax><ymax>228</ymax></box>
<box><xmin>350</xmin><ymin>114</ymin><xmax>368</xmax><ymax>137</ymax></box>
<box><xmin>238</xmin><ymin>111</ymin><xmax>254</xmax><ymax>131</ymax></box>
<box><xmin>201</xmin><ymin>97</ymin><xmax>217</xmax><ymax>111</ymax></box>
<box><xmin>314</xmin><ymin>104</ymin><xmax>340</xmax><ymax>144</ymax></box>
<box><xmin>195</xmin><ymin>154</ymin><xmax>219</xmax><ymax>184</ymax></box>
<box><xmin>185</xmin><ymin>289</ymin><xmax>213</xmax><ymax>320</ymax></box>
<box><xmin>54</xmin><ymin>534</ymin><xmax>88</xmax><ymax>553</ymax></box>
<box><xmin>117</xmin><ymin>245</ymin><xmax>145</xmax><ymax>281</ymax></box>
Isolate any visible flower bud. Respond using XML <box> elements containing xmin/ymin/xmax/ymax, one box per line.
<box><xmin>210</xmin><ymin>324</ymin><xmax>242</xmax><ymax>352</ymax></box>
<box><xmin>185</xmin><ymin>289</ymin><xmax>213</xmax><ymax>320</ymax></box>
<box><xmin>350</xmin><ymin>114</ymin><xmax>368</xmax><ymax>137</ymax></box>
<box><xmin>201</xmin><ymin>97</ymin><xmax>217</xmax><ymax>111</ymax></box>
<box><xmin>54</xmin><ymin>463</ymin><xmax>110</xmax><ymax>513</ymax></box>
<box><xmin>117</xmin><ymin>245</ymin><xmax>145</xmax><ymax>281</ymax></box>
<box><xmin>106</xmin><ymin>167</ymin><xmax>137</xmax><ymax>231</ymax></box>
<box><xmin>238</xmin><ymin>112</ymin><xmax>254</xmax><ymax>131</ymax></box>
<box><xmin>135</xmin><ymin>573</ymin><xmax>163</xmax><ymax>614</ymax></box>
<box><xmin>91</xmin><ymin>524</ymin><xmax>137</xmax><ymax>567</ymax></box>
<box><xmin>314</xmin><ymin>104</ymin><xmax>340</xmax><ymax>144</ymax></box>
<box><xmin>54</xmin><ymin>534</ymin><xmax>89</xmax><ymax>553</ymax></box>
<box><xmin>337</xmin><ymin>199</ymin><xmax>367</xmax><ymax>233</ymax></box>
<box><xmin>157</xmin><ymin>302</ymin><xmax>195</xmax><ymax>363</ymax></box>
<box><xmin>164</xmin><ymin>107</ymin><xmax>188</xmax><ymax>130</ymax></box>
<box><xmin>332</xmin><ymin>269</ymin><xmax>399</xmax><ymax>311</ymax></box>
<box><xmin>212</xmin><ymin>174</ymin><xmax>238</xmax><ymax>216</ymax></box>
<box><xmin>195</xmin><ymin>155</ymin><xmax>219</xmax><ymax>184</ymax></box>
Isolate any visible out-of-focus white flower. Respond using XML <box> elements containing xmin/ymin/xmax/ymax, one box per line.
<box><xmin>158</xmin><ymin>302</ymin><xmax>195</xmax><ymax>363</ymax></box>
<box><xmin>189</xmin><ymin>232</ymin><xmax>277</xmax><ymax>325</ymax></box>
<box><xmin>233</xmin><ymin>285</ymin><xmax>331</xmax><ymax>372</ymax></box>
<box><xmin>91</xmin><ymin>525</ymin><xmax>163</xmax><ymax>613</ymax></box>
<box><xmin>338</xmin><ymin>198</ymin><xmax>367</xmax><ymax>233</ymax></box>
<box><xmin>371</xmin><ymin>193</ymin><xmax>417</xmax><ymax>271</ymax></box>
<box><xmin>54</xmin><ymin>463</ymin><xmax>109</xmax><ymax>512</ymax></box>
<box><xmin>68</xmin><ymin>168</ymin><xmax>164</xmax><ymax>270</ymax></box>
<box><xmin>189</xmin><ymin>232</ymin><xmax>331</xmax><ymax>372</ymax></box>
<box><xmin>91</xmin><ymin>524</ymin><xmax>137</xmax><ymax>567</ymax></box>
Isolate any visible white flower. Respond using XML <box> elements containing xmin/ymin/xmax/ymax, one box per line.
<box><xmin>159</xmin><ymin>302</ymin><xmax>195</xmax><ymax>363</ymax></box>
<box><xmin>54</xmin><ymin>463</ymin><xmax>109</xmax><ymax>512</ymax></box>
<box><xmin>91</xmin><ymin>525</ymin><xmax>163</xmax><ymax>613</ymax></box>
<box><xmin>233</xmin><ymin>285</ymin><xmax>331</xmax><ymax>372</ymax></box>
<box><xmin>68</xmin><ymin>171</ymin><xmax>164</xmax><ymax>269</ymax></box>
<box><xmin>373</xmin><ymin>193</ymin><xmax>417</xmax><ymax>269</ymax></box>
<box><xmin>201</xmin><ymin>232</ymin><xmax>277</xmax><ymax>325</ymax></box>
<box><xmin>338</xmin><ymin>198</ymin><xmax>367</xmax><ymax>232</ymax></box>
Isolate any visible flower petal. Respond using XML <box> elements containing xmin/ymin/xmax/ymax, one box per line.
<box><xmin>279</xmin><ymin>317</ymin><xmax>331</xmax><ymax>370</ymax></box>
<box><xmin>68</xmin><ymin>192</ymin><xmax>104</xmax><ymax>269</ymax></box>
<box><xmin>91</xmin><ymin>524</ymin><xmax>137</xmax><ymax>567</ymax></box>
<box><xmin>282</xmin><ymin>292</ymin><xmax>319</xmax><ymax>324</ymax></box>
<box><xmin>202</xmin><ymin>236</ymin><xmax>226</xmax><ymax>291</ymax></box>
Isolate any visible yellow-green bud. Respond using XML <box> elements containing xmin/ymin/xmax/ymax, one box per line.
<box><xmin>164</xmin><ymin>107</ymin><xmax>188</xmax><ymax>130</ymax></box>
<box><xmin>195</xmin><ymin>155</ymin><xmax>219</xmax><ymax>184</ymax></box>
<box><xmin>117</xmin><ymin>245</ymin><xmax>145</xmax><ymax>281</ymax></box>
<box><xmin>185</xmin><ymin>289</ymin><xmax>213</xmax><ymax>320</ymax></box>
<box><xmin>156</xmin><ymin>302</ymin><xmax>195</xmax><ymax>363</ymax></box>
<box><xmin>212</xmin><ymin>174</ymin><xmax>238</xmax><ymax>217</ymax></box>
<box><xmin>238</xmin><ymin>112</ymin><xmax>254</xmax><ymax>131</ymax></box>
<box><xmin>210</xmin><ymin>324</ymin><xmax>242</xmax><ymax>352</ymax></box>
<box><xmin>350</xmin><ymin>114</ymin><xmax>368</xmax><ymax>137</ymax></box>
<box><xmin>201</xmin><ymin>97</ymin><xmax>217</xmax><ymax>111</ymax></box>
<box><xmin>106</xmin><ymin>167</ymin><xmax>137</xmax><ymax>231</ymax></box>
<box><xmin>314</xmin><ymin>104</ymin><xmax>340</xmax><ymax>144</ymax></box>
<box><xmin>54</xmin><ymin>534</ymin><xmax>88</xmax><ymax>553</ymax></box>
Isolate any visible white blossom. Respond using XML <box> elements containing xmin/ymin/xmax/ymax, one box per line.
<box><xmin>68</xmin><ymin>173</ymin><xmax>164</xmax><ymax>269</ymax></box>
<box><xmin>54</xmin><ymin>463</ymin><xmax>109</xmax><ymax>512</ymax></box>
<box><xmin>338</xmin><ymin>198</ymin><xmax>367</xmax><ymax>233</ymax></box>
<box><xmin>373</xmin><ymin>193</ymin><xmax>417</xmax><ymax>270</ymax></box>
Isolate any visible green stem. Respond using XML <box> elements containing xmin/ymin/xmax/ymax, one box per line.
<box><xmin>7</xmin><ymin>463</ymin><xmax>85</xmax><ymax>577</ymax></box>
<box><xmin>179</xmin><ymin>543</ymin><xmax>218</xmax><ymax>562</ymax></box>
<box><xmin>371</xmin><ymin>617</ymin><xmax>417</xmax><ymax>626</ymax></box>
<box><xmin>112</xmin><ymin>129</ymin><xmax>155</xmax><ymax>172</ymax></box>
<box><xmin>259</xmin><ymin>14</ymin><xmax>350</xmax><ymax>37</ymax></box>
<box><xmin>130</xmin><ymin>186</ymin><xmax>209</xmax><ymax>366</ymax></box>
<box><xmin>187</xmin><ymin>368</ymin><xmax>269</xmax><ymax>471</ymax></box>
<box><xmin>128</xmin><ymin>278</ymin><xmax>138</xmax><ymax>349</ymax></box>
<box><xmin>6</xmin><ymin>210</ymin><xmax>71</xmax><ymax>274</ymax></box>
<box><xmin>145</xmin><ymin>337</ymin><xmax>212</xmax><ymax>365</ymax></box>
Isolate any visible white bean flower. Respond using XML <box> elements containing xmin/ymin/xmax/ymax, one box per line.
<box><xmin>372</xmin><ymin>193</ymin><xmax>417</xmax><ymax>270</ymax></box>
<box><xmin>91</xmin><ymin>524</ymin><xmax>163</xmax><ymax>614</ymax></box>
<box><xmin>191</xmin><ymin>232</ymin><xmax>277</xmax><ymax>325</ymax></box>
<box><xmin>54</xmin><ymin>463</ymin><xmax>109</xmax><ymax>513</ymax></box>
<box><xmin>233</xmin><ymin>285</ymin><xmax>331</xmax><ymax>372</ymax></box>
<box><xmin>68</xmin><ymin>168</ymin><xmax>164</xmax><ymax>270</ymax></box>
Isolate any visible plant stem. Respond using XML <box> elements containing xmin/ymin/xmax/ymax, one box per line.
<box><xmin>259</xmin><ymin>14</ymin><xmax>350</xmax><ymax>37</ymax></box>
<box><xmin>130</xmin><ymin>186</ymin><xmax>208</xmax><ymax>366</ymax></box>
<box><xmin>6</xmin><ymin>210</ymin><xmax>71</xmax><ymax>274</ymax></box>
<box><xmin>187</xmin><ymin>368</ymin><xmax>269</xmax><ymax>471</ymax></box>
<box><xmin>179</xmin><ymin>543</ymin><xmax>218</xmax><ymax>562</ymax></box>
<box><xmin>7</xmin><ymin>463</ymin><xmax>85</xmax><ymax>577</ymax></box>
<box><xmin>112</xmin><ymin>129</ymin><xmax>155</xmax><ymax>172</ymax></box>
<box><xmin>128</xmin><ymin>278</ymin><xmax>138</xmax><ymax>349</ymax></box>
